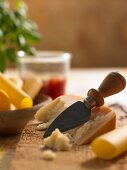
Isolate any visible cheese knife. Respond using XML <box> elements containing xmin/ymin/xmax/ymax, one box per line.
<box><xmin>43</xmin><ymin>72</ymin><xmax>126</xmax><ymax>138</ymax></box>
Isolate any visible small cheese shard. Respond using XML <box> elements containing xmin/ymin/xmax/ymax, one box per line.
<box><xmin>43</xmin><ymin>129</ymin><xmax>72</xmax><ymax>151</ymax></box>
<box><xmin>91</xmin><ymin>124</ymin><xmax>127</xmax><ymax>160</ymax></box>
<box><xmin>0</xmin><ymin>89</ymin><xmax>11</xmax><ymax>111</ymax></box>
<box><xmin>0</xmin><ymin>73</ymin><xmax>33</xmax><ymax>109</ymax></box>
<box><xmin>36</xmin><ymin>122</ymin><xmax>50</xmax><ymax>131</ymax></box>
<box><xmin>22</xmin><ymin>77</ymin><xmax>42</xmax><ymax>99</ymax></box>
<box><xmin>41</xmin><ymin>150</ymin><xmax>56</xmax><ymax>161</ymax></box>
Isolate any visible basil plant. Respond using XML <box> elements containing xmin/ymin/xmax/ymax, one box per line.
<box><xmin>0</xmin><ymin>0</ymin><xmax>41</xmax><ymax>72</ymax></box>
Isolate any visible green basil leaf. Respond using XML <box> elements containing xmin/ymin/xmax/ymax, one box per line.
<box><xmin>17</xmin><ymin>35</ymin><xmax>26</xmax><ymax>47</ymax></box>
<box><xmin>6</xmin><ymin>48</ymin><xmax>18</xmax><ymax>64</ymax></box>
<box><xmin>21</xmin><ymin>45</ymin><xmax>37</xmax><ymax>55</ymax></box>
<box><xmin>0</xmin><ymin>51</ymin><xmax>6</xmax><ymax>72</ymax></box>
<box><xmin>0</xmin><ymin>29</ymin><xmax>3</xmax><ymax>39</ymax></box>
<box><xmin>0</xmin><ymin>1</ymin><xmax>9</xmax><ymax>12</ymax></box>
<box><xmin>15</xmin><ymin>0</ymin><xmax>27</xmax><ymax>16</ymax></box>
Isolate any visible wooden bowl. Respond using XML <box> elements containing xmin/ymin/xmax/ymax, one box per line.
<box><xmin>0</xmin><ymin>95</ymin><xmax>52</xmax><ymax>135</ymax></box>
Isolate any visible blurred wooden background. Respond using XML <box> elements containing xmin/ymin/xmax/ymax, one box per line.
<box><xmin>10</xmin><ymin>0</ymin><xmax>127</xmax><ymax>67</ymax></box>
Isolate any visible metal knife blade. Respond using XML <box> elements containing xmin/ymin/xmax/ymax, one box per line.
<box><xmin>43</xmin><ymin>101</ymin><xmax>91</xmax><ymax>138</ymax></box>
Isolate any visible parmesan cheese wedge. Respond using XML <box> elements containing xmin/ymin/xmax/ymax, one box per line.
<box><xmin>69</xmin><ymin>106</ymin><xmax>116</xmax><ymax>145</ymax></box>
<box><xmin>35</xmin><ymin>95</ymin><xmax>116</xmax><ymax>145</ymax></box>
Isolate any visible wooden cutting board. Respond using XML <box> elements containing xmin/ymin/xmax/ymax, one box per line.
<box><xmin>0</xmin><ymin>103</ymin><xmax>127</xmax><ymax>170</ymax></box>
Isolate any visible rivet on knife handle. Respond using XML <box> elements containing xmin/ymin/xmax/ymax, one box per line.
<box><xmin>86</xmin><ymin>72</ymin><xmax>126</xmax><ymax>107</ymax></box>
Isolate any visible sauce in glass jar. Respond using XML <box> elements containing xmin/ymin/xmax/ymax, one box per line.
<box><xmin>18</xmin><ymin>51</ymin><xmax>71</xmax><ymax>100</ymax></box>
<box><xmin>39</xmin><ymin>77</ymin><xmax>66</xmax><ymax>99</ymax></box>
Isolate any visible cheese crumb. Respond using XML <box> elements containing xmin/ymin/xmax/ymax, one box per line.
<box><xmin>36</xmin><ymin>122</ymin><xmax>50</xmax><ymax>131</ymax></box>
<box><xmin>41</xmin><ymin>150</ymin><xmax>56</xmax><ymax>161</ymax></box>
<box><xmin>39</xmin><ymin>144</ymin><xmax>45</xmax><ymax>150</ymax></box>
<box><xmin>43</xmin><ymin>129</ymin><xmax>72</xmax><ymax>151</ymax></box>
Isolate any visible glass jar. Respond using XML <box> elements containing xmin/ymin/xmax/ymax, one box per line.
<box><xmin>18</xmin><ymin>51</ymin><xmax>72</xmax><ymax>99</ymax></box>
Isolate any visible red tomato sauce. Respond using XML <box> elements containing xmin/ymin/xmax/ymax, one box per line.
<box><xmin>38</xmin><ymin>77</ymin><xmax>66</xmax><ymax>99</ymax></box>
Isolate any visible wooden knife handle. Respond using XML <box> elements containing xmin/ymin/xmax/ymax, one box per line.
<box><xmin>87</xmin><ymin>72</ymin><xmax>126</xmax><ymax>107</ymax></box>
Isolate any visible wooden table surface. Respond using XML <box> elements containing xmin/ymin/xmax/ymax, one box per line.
<box><xmin>1</xmin><ymin>67</ymin><xmax>127</xmax><ymax>170</ymax></box>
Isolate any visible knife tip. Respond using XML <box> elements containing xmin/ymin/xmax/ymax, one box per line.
<box><xmin>43</xmin><ymin>131</ymin><xmax>50</xmax><ymax>138</ymax></box>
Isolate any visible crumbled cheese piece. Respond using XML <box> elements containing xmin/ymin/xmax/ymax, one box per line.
<box><xmin>43</xmin><ymin>129</ymin><xmax>72</xmax><ymax>151</ymax></box>
<box><xmin>41</xmin><ymin>150</ymin><xmax>56</xmax><ymax>161</ymax></box>
<box><xmin>39</xmin><ymin>144</ymin><xmax>45</xmax><ymax>150</ymax></box>
<box><xmin>36</xmin><ymin>122</ymin><xmax>50</xmax><ymax>131</ymax></box>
